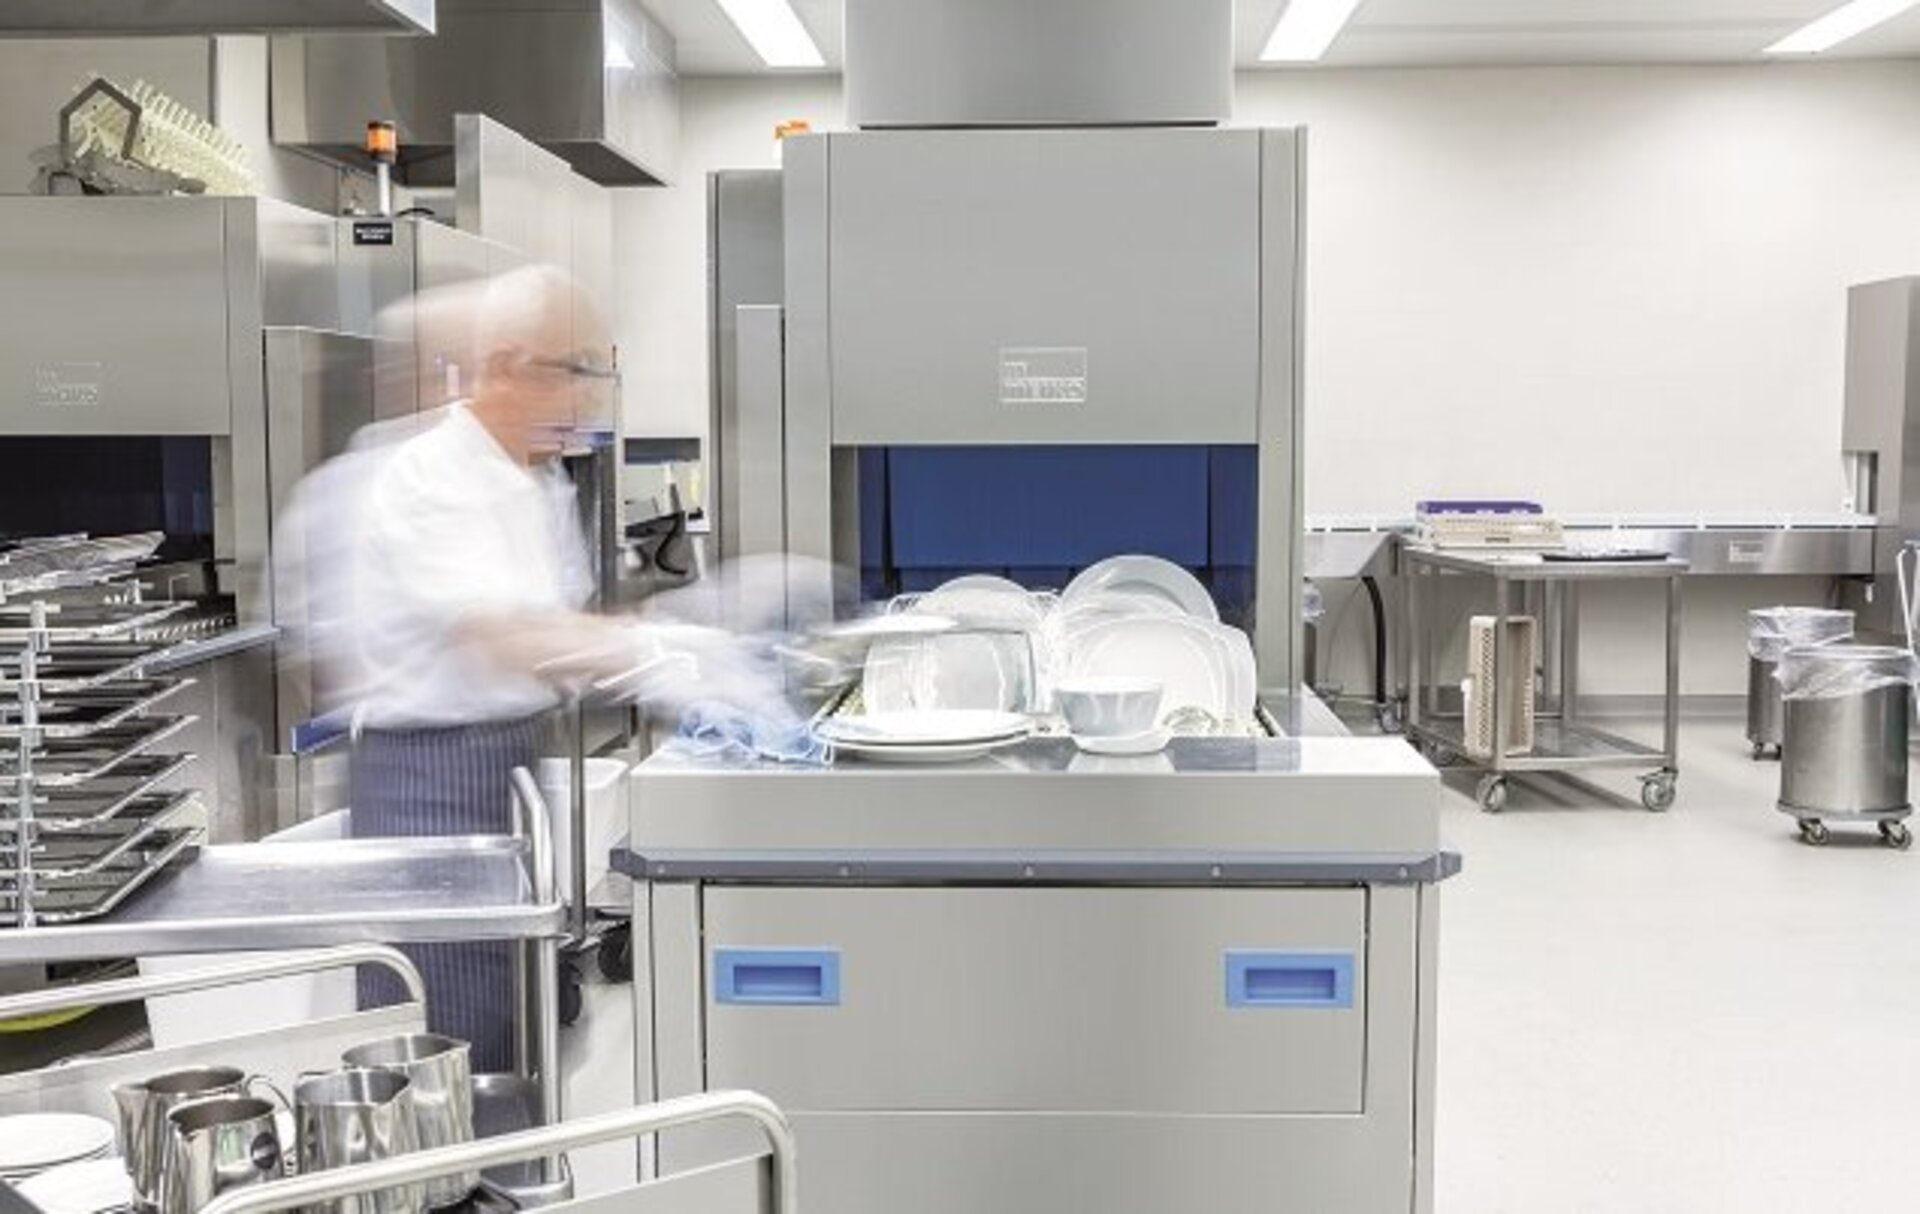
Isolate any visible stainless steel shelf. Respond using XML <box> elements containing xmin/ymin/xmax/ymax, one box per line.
<box><xmin>1407</xmin><ymin>718</ymin><xmax>1664</xmax><ymax>773</ymax></box>
<box><xmin>0</xmin><ymin>827</ymin><xmax>201</xmax><ymax>926</ymax></box>
<box><xmin>0</xmin><ymin>835</ymin><xmax>566</xmax><ymax>963</ymax></box>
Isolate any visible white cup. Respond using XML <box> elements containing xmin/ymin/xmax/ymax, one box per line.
<box><xmin>1054</xmin><ymin>677</ymin><xmax>1164</xmax><ymax>739</ymax></box>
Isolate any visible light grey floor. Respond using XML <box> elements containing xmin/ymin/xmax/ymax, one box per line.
<box><xmin>559</xmin><ymin>717</ymin><xmax>1920</xmax><ymax>1211</ymax></box>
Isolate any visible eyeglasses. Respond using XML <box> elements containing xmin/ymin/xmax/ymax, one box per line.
<box><xmin>525</xmin><ymin>356</ymin><xmax>619</xmax><ymax>383</ymax></box>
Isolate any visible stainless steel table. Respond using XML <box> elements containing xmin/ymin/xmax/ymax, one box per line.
<box><xmin>1401</xmin><ymin>548</ymin><xmax>1686</xmax><ymax>813</ymax></box>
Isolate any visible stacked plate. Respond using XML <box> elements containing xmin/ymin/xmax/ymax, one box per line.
<box><xmin>0</xmin><ymin>1113</ymin><xmax>117</xmax><ymax>1185</ymax></box>
<box><xmin>817</xmin><ymin>710</ymin><xmax>1033</xmax><ymax>764</ymax></box>
<box><xmin>13</xmin><ymin>1158</ymin><xmax>134</xmax><ymax>1214</ymax></box>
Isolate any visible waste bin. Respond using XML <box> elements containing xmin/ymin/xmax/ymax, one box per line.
<box><xmin>1776</xmin><ymin>644</ymin><xmax>1915</xmax><ymax>848</ymax></box>
<box><xmin>1747</xmin><ymin>607</ymin><xmax>1853</xmax><ymax>758</ymax></box>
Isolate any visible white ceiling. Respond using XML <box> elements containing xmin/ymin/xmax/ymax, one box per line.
<box><xmin>651</xmin><ymin>0</ymin><xmax>1920</xmax><ymax>76</ymax></box>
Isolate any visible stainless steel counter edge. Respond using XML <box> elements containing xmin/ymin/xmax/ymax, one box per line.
<box><xmin>146</xmin><ymin>623</ymin><xmax>282</xmax><ymax>673</ymax></box>
<box><xmin>612</xmin><ymin>847</ymin><xmax>1464</xmax><ymax>885</ymax></box>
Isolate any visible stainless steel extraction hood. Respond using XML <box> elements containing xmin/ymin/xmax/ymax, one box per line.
<box><xmin>0</xmin><ymin>0</ymin><xmax>434</xmax><ymax>36</ymax></box>
<box><xmin>272</xmin><ymin>0</ymin><xmax>675</xmax><ymax>187</ymax></box>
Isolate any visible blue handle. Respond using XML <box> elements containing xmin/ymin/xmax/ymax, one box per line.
<box><xmin>1225</xmin><ymin>951</ymin><xmax>1355</xmax><ymax>1008</ymax></box>
<box><xmin>714</xmin><ymin>949</ymin><xmax>842</xmax><ymax>1006</ymax></box>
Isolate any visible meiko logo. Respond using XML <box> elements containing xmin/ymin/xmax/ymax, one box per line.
<box><xmin>35</xmin><ymin>363</ymin><xmax>103</xmax><ymax>408</ymax></box>
<box><xmin>999</xmin><ymin>347</ymin><xmax>1087</xmax><ymax>406</ymax></box>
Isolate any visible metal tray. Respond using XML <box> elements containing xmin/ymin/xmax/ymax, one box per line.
<box><xmin>0</xmin><ymin>598</ymin><xmax>190</xmax><ymax>642</ymax></box>
<box><xmin>0</xmin><ymin>827</ymin><xmax>200</xmax><ymax>925</ymax></box>
<box><xmin>0</xmin><ymin>715</ymin><xmax>195</xmax><ymax>786</ymax></box>
<box><xmin>0</xmin><ymin>792</ymin><xmax>198</xmax><ymax>878</ymax></box>
<box><xmin>0</xmin><ymin>753</ymin><xmax>197</xmax><ymax>826</ymax></box>
<box><xmin>0</xmin><ymin>678</ymin><xmax>192</xmax><ymax>738</ymax></box>
<box><xmin>0</xmin><ymin>642</ymin><xmax>178</xmax><ymax>693</ymax></box>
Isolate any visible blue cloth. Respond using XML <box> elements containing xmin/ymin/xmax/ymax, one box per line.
<box><xmin>673</xmin><ymin>701</ymin><xmax>831</xmax><ymax>767</ymax></box>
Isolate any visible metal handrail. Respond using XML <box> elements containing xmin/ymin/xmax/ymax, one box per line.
<box><xmin>200</xmin><ymin>1090</ymin><xmax>798</xmax><ymax>1214</ymax></box>
<box><xmin>0</xmin><ymin>943</ymin><xmax>425</xmax><ymax>1021</ymax></box>
<box><xmin>509</xmin><ymin>765</ymin><xmax>556</xmax><ymax>908</ymax></box>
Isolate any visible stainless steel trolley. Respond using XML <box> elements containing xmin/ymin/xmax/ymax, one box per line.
<box><xmin>1402</xmin><ymin>548</ymin><xmax>1685</xmax><ymax>813</ymax></box>
<box><xmin>0</xmin><ymin>769</ymin><xmax>567</xmax><ymax>1154</ymax></box>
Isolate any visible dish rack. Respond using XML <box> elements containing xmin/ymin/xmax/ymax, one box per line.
<box><xmin>1463</xmin><ymin>615</ymin><xmax>1537</xmax><ymax>760</ymax></box>
<box><xmin>0</xmin><ymin>533</ymin><xmax>205</xmax><ymax>928</ymax></box>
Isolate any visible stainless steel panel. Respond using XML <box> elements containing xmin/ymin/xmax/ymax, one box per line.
<box><xmin>1781</xmin><ymin>682</ymin><xmax>1911</xmax><ymax>814</ymax></box>
<box><xmin>271</xmin><ymin>0</ymin><xmax>673</xmax><ymax>186</ymax></box>
<box><xmin>1257</xmin><ymin>127</ymin><xmax>1306</xmax><ymax>691</ymax></box>
<box><xmin>708</xmin><ymin>171</ymin><xmax>784</xmax><ymax>561</ymax></box>
<box><xmin>844</xmin><ymin>0</ymin><xmax>1232</xmax><ymax>128</ymax></box>
<box><xmin>0</xmin><ymin>197</ymin><xmax>237</xmax><ymax>436</ymax></box>
<box><xmin>1747</xmin><ymin>656</ymin><xmax>1783</xmax><ymax>749</ymax></box>
<box><xmin>1589</xmin><ymin>527</ymin><xmax>1874</xmax><ymax>576</ymax></box>
<box><xmin>631</xmin><ymin>737</ymin><xmax>1442</xmax><ymax>857</ymax></box>
<box><xmin>733</xmin><ymin>308</ymin><xmax>788</xmax><ymax>558</ymax></box>
<box><xmin>0</xmin><ymin>0</ymin><xmax>434</xmax><ymax>35</ymax></box>
<box><xmin>259</xmin><ymin>200</ymin><xmax>345</xmax><ymax>330</ymax></box>
<box><xmin>702</xmin><ymin>886</ymin><xmax>1366</xmax><ymax>1115</ymax></box>
<box><xmin>825</xmin><ymin>129</ymin><xmax>1262</xmax><ymax>445</ymax></box>
<box><xmin>780</xmin><ymin>136</ymin><xmax>834</xmax><ymax>572</ymax></box>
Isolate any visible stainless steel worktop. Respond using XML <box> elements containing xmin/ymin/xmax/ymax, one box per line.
<box><xmin>0</xmin><ymin>834</ymin><xmax>563</xmax><ymax>964</ymax></box>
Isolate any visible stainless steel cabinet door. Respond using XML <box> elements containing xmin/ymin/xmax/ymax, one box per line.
<box><xmin>702</xmin><ymin>885</ymin><xmax>1367</xmax><ymax>1115</ymax></box>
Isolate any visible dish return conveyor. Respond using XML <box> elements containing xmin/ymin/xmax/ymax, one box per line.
<box><xmin>619</xmin><ymin>716</ymin><xmax>1458</xmax><ymax>1214</ymax></box>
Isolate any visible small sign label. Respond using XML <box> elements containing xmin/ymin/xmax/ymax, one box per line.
<box><xmin>999</xmin><ymin>347</ymin><xmax>1087</xmax><ymax>406</ymax></box>
<box><xmin>352</xmin><ymin>220</ymin><xmax>395</xmax><ymax>246</ymax></box>
<box><xmin>1727</xmin><ymin>541</ymin><xmax>1766</xmax><ymax>566</ymax></box>
<box><xmin>34</xmin><ymin>362</ymin><xmax>102</xmax><ymax>408</ymax></box>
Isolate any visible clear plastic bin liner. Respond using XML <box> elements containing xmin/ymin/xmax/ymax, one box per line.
<box><xmin>1748</xmin><ymin>607</ymin><xmax>1854</xmax><ymax>662</ymax></box>
<box><xmin>669</xmin><ymin>701</ymin><xmax>830</xmax><ymax>766</ymax></box>
<box><xmin>1302</xmin><ymin>583</ymin><xmax>1326</xmax><ymax>626</ymax></box>
<box><xmin>1775</xmin><ymin>645</ymin><xmax>1920</xmax><ymax>701</ymax></box>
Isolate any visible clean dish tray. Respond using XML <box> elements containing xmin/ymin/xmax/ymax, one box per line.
<box><xmin>0</xmin><ymin>753</ymin><xmax>197</xmax><ymax>826</ymax></box>
<box><xmin>0</xmin><ymin>826</ymin><xmax>200</xmax><ymax>925</ymax></box>
<box><xmin>0</xmin><ymin>678</ymin><xmax>191</xmax><ymax>738</ymax></box>
<box><xmin>0</xmin><ymin>792</ymin><xmax>198</xmax><ymax>879</ymax></box>
<box><xmin>0</xmin><ymin>642</ymin><xmax>178</xmax><ymax>693</ymax></box>
<box><xmin>0</xmin><ymin>716</ymin><xmax>196</xmax><ymax>786</ymax></box>
<box><xmin>0</xmin><ymin>598</ymin><xmax>191</xmax><ymax>643</ymax></box>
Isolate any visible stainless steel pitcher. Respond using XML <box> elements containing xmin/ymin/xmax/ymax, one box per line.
<box><xmin>113</xmin><ymin>1067</ymin><xmax>255</xmax><ymax>1209</ymax></box>
<box><xmin>292</xmin><ymin>1068</ymin><xmax>425</xmax><ymax>1214</ymax></box>
<box><xmin>340</xmin><ymin>1034</ymin><xmax>475</xmax><ymax>1207</ymax></box>
<box><xmin>159</xmin><ymin>1096</ymin><xmax>286</xmax><ymax>1214</ymax></box>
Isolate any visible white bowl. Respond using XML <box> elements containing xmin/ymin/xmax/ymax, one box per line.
<box><xmin>1054</xmin><ymin>677</ymin><xmax>1164</xmax><ymax>738</ymax></box>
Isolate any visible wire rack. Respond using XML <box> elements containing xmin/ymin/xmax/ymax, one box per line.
<box><xmin>1</xmin><ymin>534</ymin><xmax>204</xmax><ymax>928</ymax></box>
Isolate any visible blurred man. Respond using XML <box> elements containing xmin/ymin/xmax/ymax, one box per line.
<box><xmin>281</xmin><ymin>265</ymin><xmax>708</xmax><ymax>1070</ymax></box>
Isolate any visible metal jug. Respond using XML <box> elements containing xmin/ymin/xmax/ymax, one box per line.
<box><xmin>112</xmin><ymin>1067</ymin><xmax>257</xmax><ymax>1209</ymax></box>
<box><xmin>293</xmin><ymin>1068</ymin><xmax>425</xmax><ymax>1214</ymax></box>
<box><xmin>340</xmin><ymin>1034</ymin><xmax>475</xmax><ymax>1207</ymax></box>
<box><xmin>159</xmin><ymin>1096</ymin><xmax>286</xmax><ymax>1214</ymax></box>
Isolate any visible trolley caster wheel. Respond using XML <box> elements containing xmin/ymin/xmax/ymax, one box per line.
<box><xmin>1476</xmin><ymin>775</ymin><xmax>1509</xmax><ymax>814</ymax></box>
<box><xmin>1376</xmin><ymin>702</ymin><xmax>1405</xmax><ymax>735</ymax></box>
<box><xmin>1798</xmin><ymin>820</ymin><xmax>1831</xmax><ymax>847</ymax></box>
<box><xmin>1880</xmin><ymin>821</ymin><xmax>1912</xmax><ymax>850</ymax></box>
<box><xmin>1750</xmin><ymin>743</ymin><xmax>1768</xmax><ymax>761</ymax></box>
<box><xmin>559</xmin><ymin>956</ymin><xmax>585</xmax><ymax>1027</ymax></box>
<box><xmin>1640</xmin><ymin>773</ymin><xmax>1677</xmax><ymax>813</ymax></box>
<box><xmin>1422</xmin><ymin>741</ymin><xmax>1458</xmax><ymax>767</ymax></box>
<box><xmin>598</xmin><ymin>922</ymin><xmax>634</xmax><ymax>983</ymax></box>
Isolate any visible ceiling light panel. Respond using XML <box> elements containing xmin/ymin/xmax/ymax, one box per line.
<box><xmin>1263</xmin><ymin>0</ymin><xmax>1366</xmax><ymax>62</ymax></box>
<box><xmin>1765</xmin><ymin>0</ymin><xmax>1920</xmax><ymax>54</ymax></box>
<box><xmin>715</xmin><ymin>0</ymin><xmax>824</xmax><ymax>68</ymax></box>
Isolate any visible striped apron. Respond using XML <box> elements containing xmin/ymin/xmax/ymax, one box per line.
<box><xmin>350</xmin><ymin>715</ymin><xmax>544</xmax><ymax>1074</ymax></box>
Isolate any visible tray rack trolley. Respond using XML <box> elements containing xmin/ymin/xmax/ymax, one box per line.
<box><xmin>0</xmin><ymin>532</ymin><xmax>207</xmax><ymax>930</ymax></box>
<box><xmin>1402</xmin><ymin>548</ymin><xmax>1685</xmax><ymax>813</ymax></box>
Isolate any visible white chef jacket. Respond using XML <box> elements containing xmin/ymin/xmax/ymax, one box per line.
<box><xmin>282</xmin><ymin>403</ymin><xmax>593</xmax><ymax>729</ymax></box>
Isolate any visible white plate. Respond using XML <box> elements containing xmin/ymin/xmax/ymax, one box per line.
<box><xmin>829</xmin><ymin>736</ymin><xmax>1027</xmax><ymax>765</ymax></box>
<box><xmin>822</xmin><ymin>613</ymin><xmax>958</xmax><ymax>641</ymax></box>
<box><xmin>915</xmin><ymin>581</ymin><xmax>1046</xmax><ymax>632</ymax></box>
<box><xmin>864</xmin><ymin>633</ymin><xmax>1036</xmax><ymax>714</ymax></box>
<box><xmin>1072</xmin><ymin>726</ymin><xmax>1172</xmax><ymax>756</ymax></box>
<box><xmin>818</xmin><ymin>710</ymin><xmax>1033</xmax><ymax>748</ymax></box>
<box><xmin>1061</xmin><ymin>616</ymin><xmax>1232</xmax><ymax>723</ymax></box>
<box><xmin>1063</xmin><ymin>556</ymin><xmax>1219</xmax><ymax>622</ymax></box>
<box><xmin>0</xmin><ymin>1114</ymin><xmax>117</xmax><ymax>1176</ymax></box>
<box><xmin>15</xmin><ymin>1157</ymin><xmax>134</xmax><ymax>1214</ymax></box>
